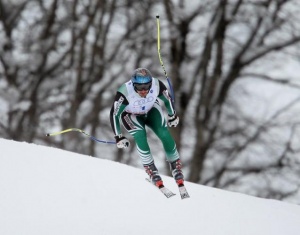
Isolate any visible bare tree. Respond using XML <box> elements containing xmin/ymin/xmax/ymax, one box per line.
<box><xmin>1</xmin><ymin>0</ymin><xmax>300</xmax><ymax>202</ymax></box>
<box><xmin>151</xmin><ymin>0</ymin><xmax>300</xmax><ymax>201</ymax></box>
<box><xmin>159</xmin><ymin>0</ymin><xmax>300</xmax><ymax>200</ymax></box>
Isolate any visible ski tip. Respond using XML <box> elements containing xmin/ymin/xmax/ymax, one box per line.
<box><xmin>178</xmin><ymin>185</ymin><xmax>190</xmax><ymax>199</ymax></box>
<box><xmin>180</xmin><ymin>191</ymin><xmax>190</xmax><ymax>199</ymax></box>
<box><xmin>156</xmin><ymin>15</ymin><xmax>159</xmax><ymax>19</ymax></box>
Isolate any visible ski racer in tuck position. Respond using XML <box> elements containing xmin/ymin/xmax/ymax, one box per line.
<box><xmin>110</xmin><ymin>68</ymin><xmax>185</xmax><ymax>188</ymax></box>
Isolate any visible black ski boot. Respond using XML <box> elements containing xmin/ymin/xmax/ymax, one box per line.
<box><xmin>144</xmin><ymin>162</ymin><xmax>163</xmax><ymax>188</ymax></box>
<box><xmin>170</xmin><ymin>159</ymin><xmax>184</xmax><ymax>186</ymax></box>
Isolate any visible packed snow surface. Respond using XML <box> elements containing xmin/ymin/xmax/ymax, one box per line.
<box><xmin>1</xmin><ymin>138</ymin><xmax>300</xmax><ymax>235</ymax></box>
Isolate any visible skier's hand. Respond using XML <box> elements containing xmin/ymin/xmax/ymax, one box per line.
<box><xmin>168</xmin><ymin>113</ymin><xmax>179</xmax><ymax>127</ymax></box>
<box><xmin>114</xmin><ymin>134</ymin><xmax>130</xmax><ymax>148</ymax></box>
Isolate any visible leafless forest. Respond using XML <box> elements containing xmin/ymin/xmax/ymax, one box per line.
<box><xmin>1</xmin><ymin>0</ymin><xmax>300</xmax><ymax>203</ymax></box>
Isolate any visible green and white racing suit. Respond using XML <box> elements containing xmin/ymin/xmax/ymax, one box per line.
<box><xmin>110</xmin><ymin>77</ymin><xmax>180</xmax><ymax>165</ymax></box>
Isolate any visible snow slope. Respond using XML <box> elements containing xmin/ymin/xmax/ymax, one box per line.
<box><xmin>1</xmin><ymin>138</ymin><xmax>300</xmax><ymax>235</ymax></box>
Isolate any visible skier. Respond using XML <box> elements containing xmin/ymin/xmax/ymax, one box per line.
<box><xmin>109</xmin><ymin>68</ymin><xmax>185</xmax><ymax>188</ymax></box>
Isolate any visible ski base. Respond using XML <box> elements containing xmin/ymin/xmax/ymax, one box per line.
<box><xmin>146</xmin><ymin>178</ymin><xmax>176</xmax><ymax>198</ymax></box>
<box><xmin>178</xmin><ymin>185</ymin><xmax>190</xmax><ymax>199</ymax></box>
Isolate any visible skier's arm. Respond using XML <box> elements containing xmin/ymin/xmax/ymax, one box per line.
<box><xmin>110</xmin><ymin>91</ymin><xmax>128</xmax><ymax>136</ymax></box>
<box><xmin>157</xmin><ymin>80</ymin><xmax>179</xmax><ymax>127</ymax></box>
<box><xmin>157</xmin><ymin>80</ymin><xmax>175</xmax><ymax>116</ymax></box>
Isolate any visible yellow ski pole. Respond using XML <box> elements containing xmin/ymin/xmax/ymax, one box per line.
<box><xmin>156</xmin><ymin>15</ymin><xmax>175</xmax><ymax>105</ymax></box>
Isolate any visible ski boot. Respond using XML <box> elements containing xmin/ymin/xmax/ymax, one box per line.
<box><xmin>144</xmin><ymin>162</ymin><xmax>163</xmax><ymax>188</ymax></box>
<box><xmin>170</xmin><ymin>159</ymin><xmax>184</xmax><ymax>186</ymax></box>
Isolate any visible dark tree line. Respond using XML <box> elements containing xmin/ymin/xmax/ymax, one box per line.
<box><xmin>1</xmin><ymin>0</ymin><xmax>300</xmax><ymax>203</ymax></box>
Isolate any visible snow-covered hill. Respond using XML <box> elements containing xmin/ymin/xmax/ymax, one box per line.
<box><xmin>1</xmin><ymin>138</ymin><xmax>300</xmax><ymax>235</ymax></box>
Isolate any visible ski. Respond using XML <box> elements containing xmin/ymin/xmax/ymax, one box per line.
<box><xmin>178</xmin><ymin>184</ymin><xmax>190</xmax><ymax>199</ymax></box>
<box><xmin>146</xmin><ymin>178</ymin><xmax>176</xmax><ymax>198</ymax></box>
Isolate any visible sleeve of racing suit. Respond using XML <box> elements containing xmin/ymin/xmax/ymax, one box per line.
<box><xmin>110</xmin><ymin>91</ymin><xmax>128</xmax><ymax>136</ymax></box>
<box><xmin>157</xmin><ymin>80</ymin><xmax>175</xmax><ymax>116</ymax></box>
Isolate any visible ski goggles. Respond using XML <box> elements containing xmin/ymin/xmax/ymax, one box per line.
<box><xmin>134</xmin><ymin>82</ymin><xmax>152</xmax><ymax>91</ymax></box>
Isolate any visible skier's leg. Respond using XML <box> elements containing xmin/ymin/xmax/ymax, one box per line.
<box><xmin>120</xmin><ymin>112</ymin><xmax>162</xmax><ymax>186</ymax></box>
<box><xmin>146</xmin><ymin>102</ymin><xmax>179</xmax><ymax>162</ymax></box>
<box><xmin>146</xmin><ymin>103</ymin><xmax>184</xmax><ymax>185</ymax></box>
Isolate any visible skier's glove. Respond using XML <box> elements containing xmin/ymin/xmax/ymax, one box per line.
<box><xmin>114</xmin><ymin>134</ymin><xmax>130</xmax><ymax>148</ymax></box>
<box><xmin>168</xmin><ymin>113</ymin><xmax>179</xmax><ymax>127</ymax></box>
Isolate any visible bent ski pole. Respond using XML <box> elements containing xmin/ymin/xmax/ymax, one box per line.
<box><xmin>156</xmin><ymin>15</ymin><xmax>175</xmax><ymax>105</ymax></box>
<box><xmin>46</xmin><ymin>128</ymin><xmax>116</xmax><ymax>144</ymax></box>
